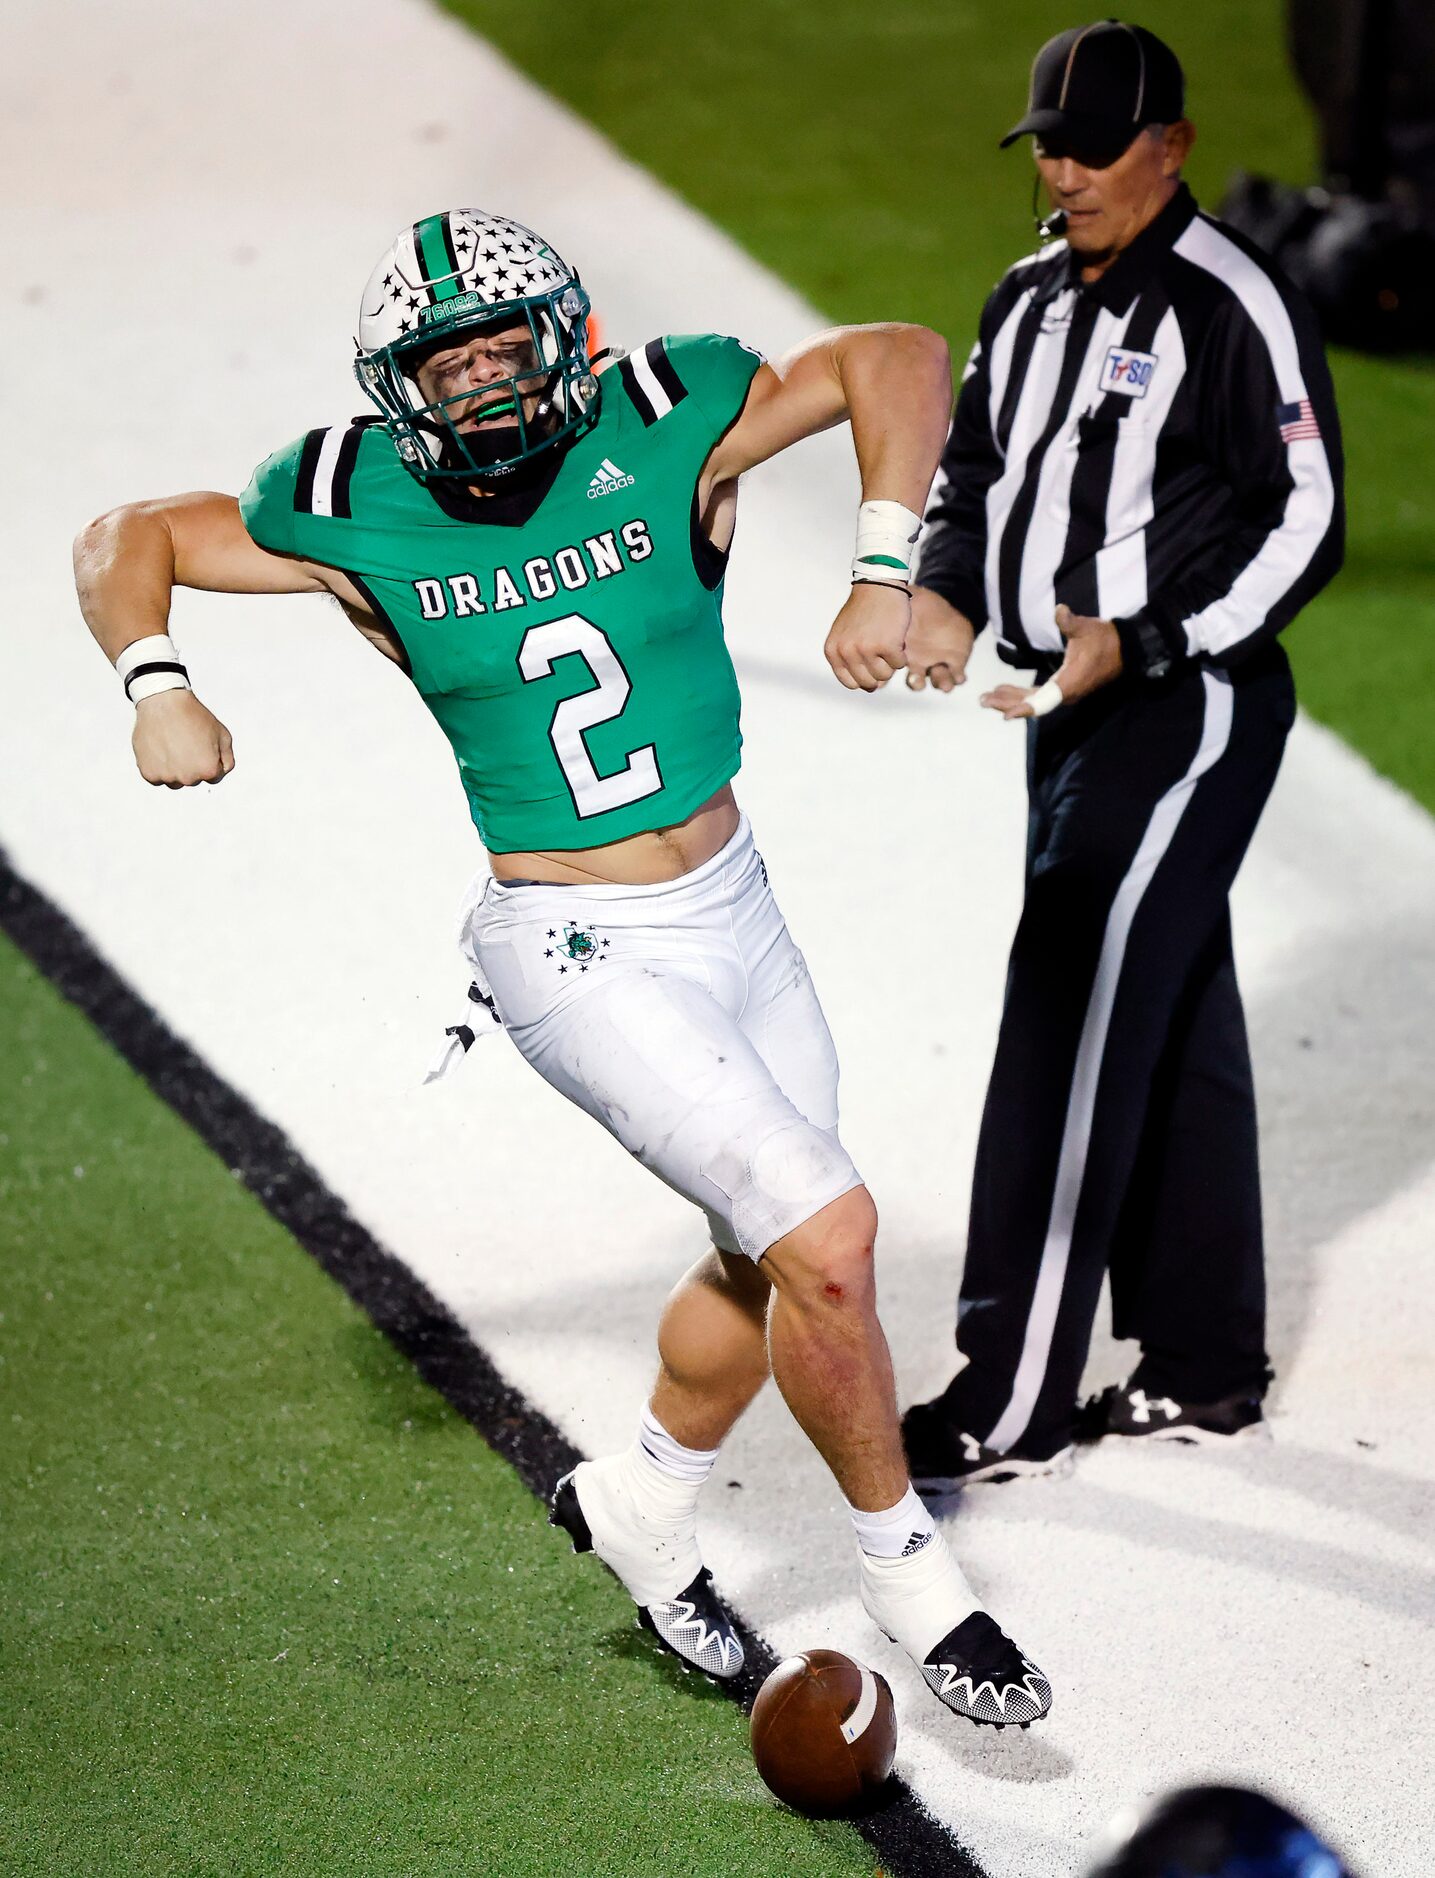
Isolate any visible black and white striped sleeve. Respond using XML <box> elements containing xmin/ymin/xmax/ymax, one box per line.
<box><xmin>915</xmin><ymin>292</ymin><xmax>1006</xmax><ymax>629</ymax></box>
<box><xmin>1122</xmin><ymin>225</ymin><xmax>1344</xmax><ymax>670</ymax></box>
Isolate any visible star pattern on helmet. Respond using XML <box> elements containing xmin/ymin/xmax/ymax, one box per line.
<box><xmin>439</xmin><ymin>213</ymin><xmax>571</xmax><ymax>304</ymax></box>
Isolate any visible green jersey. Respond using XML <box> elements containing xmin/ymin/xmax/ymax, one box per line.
<box><xmin>240</xmin><ymin>334</ymin><xmax>762</xmax><ymax>852</ymax></box>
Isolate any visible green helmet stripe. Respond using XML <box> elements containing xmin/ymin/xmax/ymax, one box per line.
<box><xmin>416</xmin><ymin>213</ymin><xmax>462</xmax><ymax>301</ymax></box>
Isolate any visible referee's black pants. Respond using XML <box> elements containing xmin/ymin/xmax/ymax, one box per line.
<box><xmin>944</xmin><ymin>644</ymin><xmax>1295</xmax><ymax>1457</ymax></box>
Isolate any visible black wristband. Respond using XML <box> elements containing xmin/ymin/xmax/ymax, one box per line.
<box><xmin>122</xmin><ymin>660</ymin><xmax>190</xmax><ymax>701</ymax></box>
<box><xmin>1114</xmin><ymin>611</ymin><xmax>1185</xmax><ymax>682</ymax></box>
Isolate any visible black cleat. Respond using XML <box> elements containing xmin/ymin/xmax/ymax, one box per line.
<box><xmin>922</xmin><ymin>1612</ymin><xmax>1053</xmax><ymax>1728</ymax></box>
<box><xmin>902</xmin><ymin>1399</ymin><xmax>1072</xmax><ymax>1494</ymax></box>
<box><xmin>635</xmin><ymin>1571</ymin><xmax>746</xmax><ymax>1679</ymax></box>
<box><xmin>549</xmin><ymin>1471</ymin><xmax>593</xmax><ymax>1552</ymax></box>
<box><xmin>1079</xmin><ymin>1378</ymin><xmax>1271</xmax><ymax>1447</ymax></box>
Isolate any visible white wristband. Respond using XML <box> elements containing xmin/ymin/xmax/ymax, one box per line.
<box><xmin>1028</xmin><ymin>676</ymin><xmax>1064</xmax><ymax>717</ymax></box>
<box><xmin>852</xmin><ymin>499</ymin><xmax>922</xmax><ymax>588</ymax></box>
<box><xmin>116</xmin><ymin>634</ymin><xmax>191</xmax><ymax>705</ymax></box>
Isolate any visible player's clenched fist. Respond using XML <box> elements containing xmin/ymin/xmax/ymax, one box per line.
<box><xmin>132</xmin><ymin>690</ymin><xmax>235</xmax><ymax>787</ymax></box>
<box><xmin>824</xmin><ymin>582</ymin><xmax>910</xmax><ymax>692</ymax></box>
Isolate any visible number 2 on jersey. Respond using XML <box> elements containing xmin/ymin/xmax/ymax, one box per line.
<box><xmin>517</xmin><ymin>614</ymin><xmax>663</xmax><ymax>819</ymax></box>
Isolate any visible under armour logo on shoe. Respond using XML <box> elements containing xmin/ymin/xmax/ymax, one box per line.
<box><xmin>587</xmin><ymin>457</ymin><xmax>635</xmax><ymax>498</ymax></box>
<box><xmin>959</xmin><ymin>1432</ymin><xmax>985</xmax><ymax>1463</ymax></box>
<box><xmin>1128</xmin><ymin>1389</ymin><xmax>1181</xmax><ymax>1424</ymax></box>
<box><xmin>899</xmin><ymin>1529</ymin><xmax>933</xmax><ymax>1557</ymax></box>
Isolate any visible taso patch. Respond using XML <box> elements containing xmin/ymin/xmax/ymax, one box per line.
<box><xmin>1100</xmin><ymin>346</ymin><xmax>1158</xmax><ymax>398</ymax></box>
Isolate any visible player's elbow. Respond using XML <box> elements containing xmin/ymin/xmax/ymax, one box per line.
<box><xmin>75</xmin><ymin>500</ymin><xmax>147</xmax><ymax>560</ymax></box>
<box><xmin>73</xmin><ymin>499</ymin><xmax>176</xmax><ymax>595</ymax></box>
<box><xmin>905</xmin><ymin>323</ymin><xmax>951</xmax><ymax>370</ymax></box>
<box><xmin>857</xmin><ymin>321</ymin><xmax>949</xmax><ymax>367</ymax></box>
<box><xmin>73</xmin><ymin>505</ymin><xmax>128</xmax><ymax>580</ymax></box>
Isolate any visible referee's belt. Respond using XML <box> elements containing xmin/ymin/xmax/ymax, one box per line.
<box><xmin>996</xmin><ymin>643</ymin><xmax>1065</xmax><ymax>682</ymax></box>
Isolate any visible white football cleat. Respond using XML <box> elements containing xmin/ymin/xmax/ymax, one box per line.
<box><xmin>550</xmin><ymin>1457</ymin><xmax>745</xmax><ymax>1680</ymax></box>
<box><xmin>859</xmin><ymin>1527</ymin><xmax>1052</xmax><ymax>1728</ymax></box>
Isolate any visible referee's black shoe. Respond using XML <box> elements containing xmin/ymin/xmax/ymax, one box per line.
<box><xmin>902</xmin><ymin>1399</ymin><xmax>1073</xmax><ymax>1494</ymax></box>
<box><xmin>1077</xmin><ymin>1376</ymin><xmax>1271</xmax><ymax>1447</ymax></box>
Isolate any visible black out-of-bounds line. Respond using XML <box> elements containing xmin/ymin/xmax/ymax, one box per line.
<box><xmin>0</xmin><ymin>850</ymin><xmax>987</xmax><ymax>1878</ymax></box>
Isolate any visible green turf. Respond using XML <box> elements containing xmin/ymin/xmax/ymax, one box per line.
<box><xmin>0</xmin><ymin>937</ymin><xmax>876</xmax><ymax>1878</ymax></box>
<box><xmin>446</xmin><ymin>0</ymin><xmax>1435</xmax><ymax>813</ymax></box>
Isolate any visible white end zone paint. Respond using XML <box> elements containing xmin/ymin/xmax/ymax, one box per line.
<box><xmin>3</xmin><ymin>2</ymin><xmax>1434</xmax><ymax>1872</ymax></box>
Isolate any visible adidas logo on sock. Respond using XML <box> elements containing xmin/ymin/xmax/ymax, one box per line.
<box><xmin>900</xmin><ymin>1529</ymin><xmax>933</xmax><ymax>1557</ymax></box>
<box><xmin>587</xmin><ymin>458</ymin><xmax>635</xmax><ymax>498</ymax></box>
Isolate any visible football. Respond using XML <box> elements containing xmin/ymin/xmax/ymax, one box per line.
<box><xmin>749</xmin><ymin>1649</ymin><xmax>897</xmax><ymax>1815</ymax></box>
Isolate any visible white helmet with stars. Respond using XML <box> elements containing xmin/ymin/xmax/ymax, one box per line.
<box><xmin>354</xmin><ymin>209</ymin><xmax>595</xmax><ymax>483</ymax></box>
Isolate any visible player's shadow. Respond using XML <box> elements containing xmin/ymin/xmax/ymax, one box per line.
<box><xmin>934</xmin><ymin>1727</ymin><xmax>1076</xmax><ymax>1784</ymax></box>
<box><xmin>603</xmin><ymin>1616</ymin><xmax>733</xmax><ymax>1702</ymax></box>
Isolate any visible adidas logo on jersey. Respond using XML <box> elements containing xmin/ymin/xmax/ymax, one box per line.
<box><xmin>587</xmin><ymin>458</ymin><xmax>635</xmax><ymax>498</ymax></box>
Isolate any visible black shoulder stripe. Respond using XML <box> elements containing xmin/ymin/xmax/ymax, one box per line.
<box><xmin>293</xmin><ymin>428</ymin><xmax>326</xmax><ymax>514</ymax></box>
<box><xmin>329</xmin><ymin>423</ymin><xmax>365</xmax><ymax>521</ymax></box>
<box><xmin>617</xmin><ymin>353</ymin><xmax>657</xmax><ymax>426</ymax></box>
<box><xmin>643</xmin><ymin>338</ymin><xmax>688</xmax><ymax>410</ymax></box>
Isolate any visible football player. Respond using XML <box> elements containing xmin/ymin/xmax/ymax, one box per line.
<box><xmin>74</xmin><ymin>211</ymin><xmax>1051</xmax><ymax>1728</ymax></box>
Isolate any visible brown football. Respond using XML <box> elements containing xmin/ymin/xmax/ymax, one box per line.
<box><xmin>749</xmin><ymin>1649</ymin><xmax>897</xmax><ymax>1815</ymax></box>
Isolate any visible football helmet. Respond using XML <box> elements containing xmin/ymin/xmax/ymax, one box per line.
<box><xmin>354</xmin><ymin>210</ymin><xmax>595</xmax><ymax>482</ymax></box>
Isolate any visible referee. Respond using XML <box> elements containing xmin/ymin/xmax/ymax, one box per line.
<box><xmin>901</xmin><ymin>20</ymin><xmax>1344</xmax><ymax>1488</ymax></box>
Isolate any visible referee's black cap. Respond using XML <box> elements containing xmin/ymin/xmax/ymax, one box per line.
<box><xmin>1001</xmin><ymin>20</ymin><xmax>1185</xmax><ymax>161</ymax></box>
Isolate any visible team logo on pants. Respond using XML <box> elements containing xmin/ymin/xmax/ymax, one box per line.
<box><xmin>544</xmin><ymin>923</ymin><xmax>610</xmax><ymax>974</ymax></box>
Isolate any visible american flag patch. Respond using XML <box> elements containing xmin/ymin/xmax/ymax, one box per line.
<box><xmin>1277</xmin><ymin>398</ymin><xmax>1321</xmax><ymax>443</ymax></box>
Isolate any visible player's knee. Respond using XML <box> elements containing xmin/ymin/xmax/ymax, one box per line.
<box><xmin>765</xmin><ymin>1186</ymin><xmax>878</xmax><ymax>1309</ymax></box>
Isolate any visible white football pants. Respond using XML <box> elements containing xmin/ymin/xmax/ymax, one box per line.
<box><xmin>462</xmin><ymin>816</ymin><xmax>862</xmax><ymax>1260</ymax></box>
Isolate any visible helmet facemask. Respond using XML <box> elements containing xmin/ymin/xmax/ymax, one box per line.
<box><xmin>354</xmin><ymin>212</ymin><xmax>598</xmax><ymax>483</ymax></box>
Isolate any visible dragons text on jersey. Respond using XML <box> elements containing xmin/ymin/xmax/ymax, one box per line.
<box><xmin>409</xmin><ymin>519</ymin><xmax>654</xmax><ymax>619</ymax></box>
<box><xmin>240</xmin><ymin>334</ymin><xmax>761</xmax><ymax>852</ymax></box>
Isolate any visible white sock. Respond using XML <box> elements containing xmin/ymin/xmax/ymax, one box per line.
<box><xmin>846</xmin><ymin>1483</ymin><xmax>936</xmax><ymax>1560</ymax></box>
<box><xmin>621</xmin><ymin>1405</ymin><xmax>719</xmax><ymax>1523</ymax></box>
<box><xmin>638</xmin><ymin>1405</ymin><xmax>720</xmax><ymax>1483</ymax></box>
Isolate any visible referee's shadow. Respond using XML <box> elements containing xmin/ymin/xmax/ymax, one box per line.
<box><xmin>1245</xmin><ymin>897</ymin><xmax>1435</xmax><ymax>1390</ymax></box>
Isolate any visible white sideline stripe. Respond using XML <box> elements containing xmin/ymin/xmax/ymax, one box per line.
<box><xmin>986</xmin><ymin>669</ymin><xmax>1235</xmax><ymax>1453</ymax></box>
<box><xmin>629</xmin><ymin>343</ymin><xmax>673</xmax><ymax>421</ymax></box>
<box><xmin>840</xmin><ymin>1665</ymin><xmax>879</xmax><ymax>1743</ymax></box>
<box><xmin>310</xmin><ymin>425</ymin><xmax>345</xmax><ymax>518</ymax></box>
<box><xmin>1171</xmin><ymin>219</ymin><xmax>1336</xmax><ymax>659</ymax></box>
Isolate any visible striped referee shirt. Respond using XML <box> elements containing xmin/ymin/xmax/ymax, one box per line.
<box><xmin>916</xmin><ymin>184</ymin><xmax>1344</xmax><ymax>671</ymax></box>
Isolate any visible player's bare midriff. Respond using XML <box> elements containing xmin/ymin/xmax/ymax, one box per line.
<box><xmin>487</xmin><ymin>783</ymin><xmax>740</xmax><ymax>886</ymax></box>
